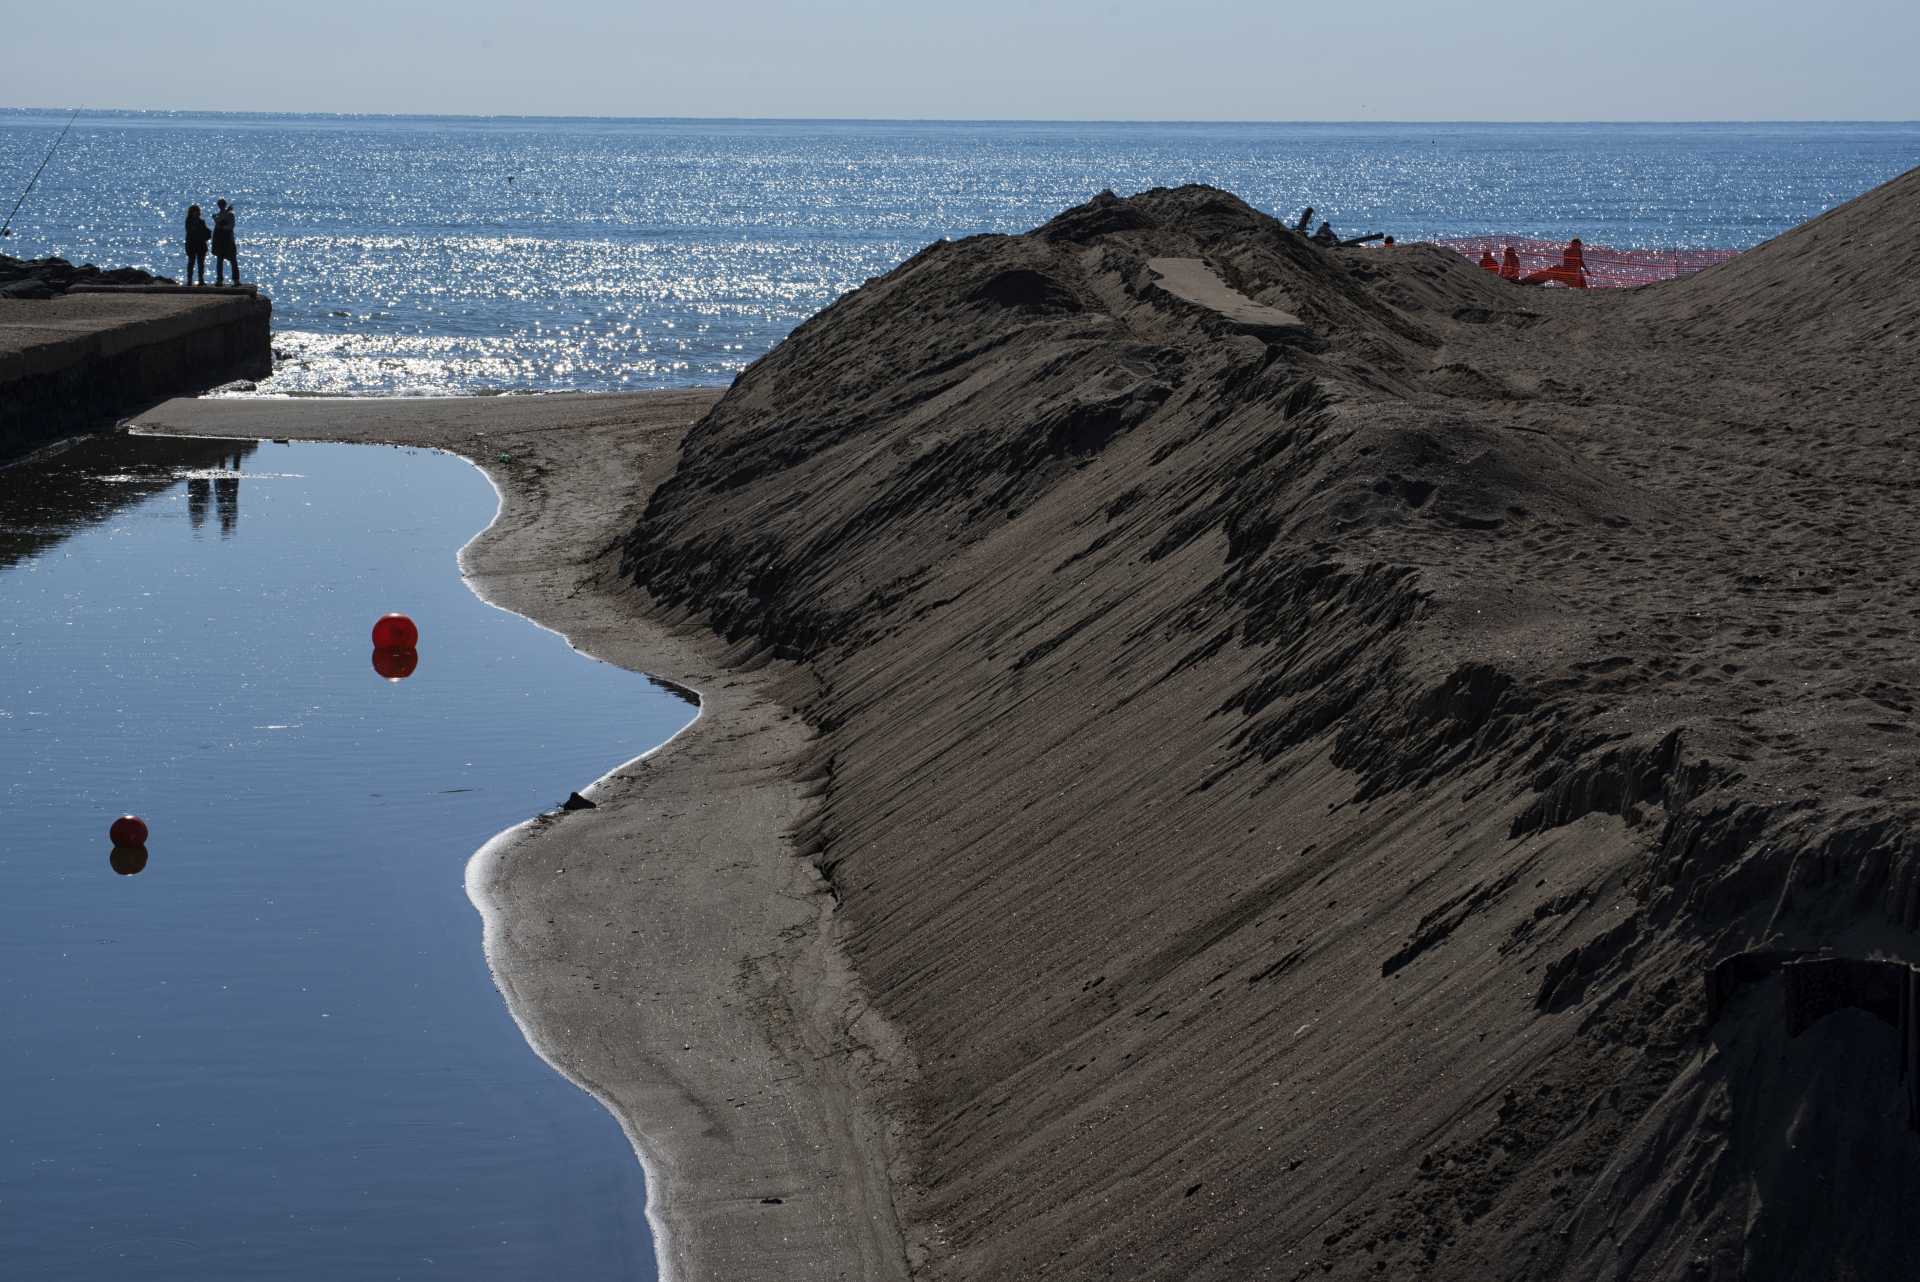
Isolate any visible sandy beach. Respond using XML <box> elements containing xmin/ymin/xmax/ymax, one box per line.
<box><xmin>121</xmin><ymin>165</ymin><xmax>1920</xmax><ymax>1282</ymax></box>
<box><xmin>133</xmin><ymin>392</ymin><xmax>914</xmax><ymax>1281</ymax></box>
<box><xmin>612</xmin><ymin>178</ymin><xmax>1920</xmax><ymax>1280</ymax></box>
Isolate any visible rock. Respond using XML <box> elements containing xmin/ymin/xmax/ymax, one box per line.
<box><xmin>561</xmin><ymin>791</ymin><xmax>596</xmax><ymax>811</ymax></box>
<box><xmin>0</xmin><ymin>253</ymin><xmax>170</xmax><ymax>295</ymax></box>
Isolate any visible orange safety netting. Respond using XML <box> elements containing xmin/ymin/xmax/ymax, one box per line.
<box><xmin>1434</xmin><ymin>237</ymin><xmax>1738</xmax><ymax>289</ymax></box>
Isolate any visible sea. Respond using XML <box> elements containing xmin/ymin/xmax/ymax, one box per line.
<box><xmin>2</xmin><ymin>113</ymin><xmax>1918</xmax><ymax>397</ymax></box>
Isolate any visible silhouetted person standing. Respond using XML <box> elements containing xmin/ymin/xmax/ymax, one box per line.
<box><xmin>184</xmin><ymin>204</ymin><xmax>210</xmax><ymax>285</ymax></box>
<box><xmin>211</xmin><ymin>198</ymin><xmax>239</xmax><ymax>286</ymax></box>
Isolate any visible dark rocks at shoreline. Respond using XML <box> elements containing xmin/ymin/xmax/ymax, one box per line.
<box><xmin>0</xmin><ymin>254</ymin><xmax>174</xmax><ymax>299</ymax></box>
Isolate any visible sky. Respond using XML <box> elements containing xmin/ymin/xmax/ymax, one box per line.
<box><xmin>2</xmin><ymin>0</ymin><xmax>1915</xmax><ymax>121</ymax></box>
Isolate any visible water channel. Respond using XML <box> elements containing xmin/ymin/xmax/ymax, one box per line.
<box><xmin>0</xmin><ymin>434</ymin><xmax>692</xmax><ymax>1279</ymax></box>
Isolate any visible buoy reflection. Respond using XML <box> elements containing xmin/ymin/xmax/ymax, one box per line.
<box><xmin>372</xmin><ymin>647</ymin><xmax>419</xmax><ymax>681</ymax></box>
<box><xmin>109</xmin><ymin>845</ymin><xmax>149</xmax><ymax>876</ymax></box>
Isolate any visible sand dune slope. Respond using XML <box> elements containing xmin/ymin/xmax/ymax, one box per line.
<box><xmin>623</xmin><ymin>178</ymin><xmax>1920</xmax><ymax>1280</ymax></box>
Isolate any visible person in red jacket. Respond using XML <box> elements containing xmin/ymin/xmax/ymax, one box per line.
<box><xmin>1479</xmin><ymin>249</ymin><xmax>1499</xmax><ymax>272</ymax></box>
<box><xmin>1500</xmin><ymin>246</ymin><xmax>1522</xmax><ymax>281</ymax></box>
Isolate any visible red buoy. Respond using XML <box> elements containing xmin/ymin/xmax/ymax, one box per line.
<box><xmin>371</xmin><ymin>613</ymin><xmax>419</xmax><ymax>650</ymax></box>
<box><xmin>371</xmin><ymin>647</ymin><xmax>419</xmax><ymax>681</ymax></box>
<box><xmin>109</xmin><ymin>815</ymin><xmax>149</xmax><ymax>847</ymax></box>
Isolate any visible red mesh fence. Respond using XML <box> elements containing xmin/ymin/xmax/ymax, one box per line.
<box><xmin>1433</xmin><ymin>237</ymin><xmax>1739</xmax><ymax>288</ymax></box>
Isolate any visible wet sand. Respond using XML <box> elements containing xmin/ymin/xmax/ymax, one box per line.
<box><xmin>133</xmin><ymin>393</ymin><xmax>912</xmax><ymax>1282</ymax></box>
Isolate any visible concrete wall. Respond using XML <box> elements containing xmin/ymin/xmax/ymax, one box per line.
<box><xmin>0</xmin><ymin>289</ymin><xmax>272</xmax><ymax>460</ymax></box>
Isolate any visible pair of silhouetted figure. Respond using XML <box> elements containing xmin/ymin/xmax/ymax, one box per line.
<box><xmin>187</xmin><ymin>447</ymin><xmax>247</xmax><ymax>536</ymax></box>
<box><xmin>183</xmin><ymin>198</ymin><xmax>239</xmax><ymax>286</ymax></box>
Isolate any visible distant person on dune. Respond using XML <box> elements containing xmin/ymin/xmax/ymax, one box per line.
<box><xmin>211</xmin><ymin>198</ymin><xmax>240</xmax><ymax>286</ymax></box>
<box><xmin>1520</xmin><ymin>238</ymin><xmax>1588</xmax><ymax>288</ymax></box>
<box><xmin>1500</xmin><ymin>246</ymin><xmax>1522</xmax><ymax>281</ymax></box>
<box><xmin>1479</xmin><ymin>249</ymin><xmax>1499</xmax><ymax>272</ymax></box>
<box><xmin>183</xmin><ymin>204</ymin><xmax>210</xmax><ymax>286</ymax></box>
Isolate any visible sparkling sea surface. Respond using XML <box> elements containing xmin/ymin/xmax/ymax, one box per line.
<box><xmin>2</xmin><ymin>113</ymin><xmax>1917</xmax><ymax>395</ymax></box>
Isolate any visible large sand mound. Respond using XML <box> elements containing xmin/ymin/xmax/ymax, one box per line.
<box><xmin>623</xmin><ymin>177</ymin><xmax>1920</xmax><ymax>1280</ymax></box>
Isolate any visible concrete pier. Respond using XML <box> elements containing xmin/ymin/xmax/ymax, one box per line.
<box><xmin>0</xmin><ymin>288</ymin><xmax>272</xmax><ymax>459</ymax></box>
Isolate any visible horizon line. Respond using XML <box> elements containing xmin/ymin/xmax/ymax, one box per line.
<box><xmin>2</xmin><ymin>106</ymin><xmax>1919</xmax><ymax>128</ymax></box>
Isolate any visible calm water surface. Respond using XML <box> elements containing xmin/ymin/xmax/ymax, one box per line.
<box><xmin>0</xmin><ymin>435</ymin><xmax>692</xmax><ymax>1278</ymax></box>
<box><xmin>2</xmin><ymin>113</ymin><xmax>1917</xmax><ymax>394</ymax></box>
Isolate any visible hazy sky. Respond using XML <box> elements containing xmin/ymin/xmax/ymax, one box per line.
<box><xmin>4</xmin><ymin>0</ymin><xmax>1915</xmax><ymax>120</ymax></box>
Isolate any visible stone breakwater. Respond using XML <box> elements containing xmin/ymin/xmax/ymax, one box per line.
<box><xmin>1</xmin><ymin>253</ymin><xmax>172</xmax><ymax>300</ymax></box>
<box><xmin>0</xmin><ymin>278</ymin><xmax>271</xmax><ymax>460</ymax></box>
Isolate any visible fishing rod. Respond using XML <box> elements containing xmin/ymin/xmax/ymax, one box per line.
<box><xmin>1</xmin><ymin>108</ymin><xmax>80</xmax><ymax>240</ymax></box>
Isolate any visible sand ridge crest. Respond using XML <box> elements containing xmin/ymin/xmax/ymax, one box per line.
<box><xmin>623</xmin><ymin>179</ymin><xmax>1920</xmax><ymax>1279</ymax></box>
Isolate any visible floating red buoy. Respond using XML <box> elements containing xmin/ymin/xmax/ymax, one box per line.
<box><xmin>371</xmin><ymin>613</ymin><xmax>419</xmax><ymax>650</ymax></box>
<box><xmin>371</xmin><ymin>647</ymin><xmax>419</xmax><ymax>681</ymax></box>
<box><xmin>109</xmin><ymin>815</ymin><xmax>148</xmax><ymax>847</ymax></box>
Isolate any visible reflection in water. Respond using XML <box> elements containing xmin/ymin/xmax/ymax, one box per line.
<box><xmin>215</xmin><ymin>448</ymin><xmax>245</xmax><ymax>536</ymax></box>
<box><xmin>1</xmin><ymin>436</ymin><xmax>688</xmax><ymax>1280</ymax></box>
<box><xmin>216</xmin><ymin>476</ymin><xmax>239</xmax><ymax>536</ymax></box>
<box><xmin>371</xmin><ymin>647</ymin><xmax>419</xmax><ymax>680</ymax></box>
<box><xmin>109</xmin><ymin>845</ymin><xmax>149</xmax><ymax>876</ymax></box>
<box><xmin>0</xmin><ymin>437</ymin><xmax>259</xmax><ymax>567</ymax></box>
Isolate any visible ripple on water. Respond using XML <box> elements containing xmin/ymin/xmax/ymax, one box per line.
<box><xmin>2</xmin><ymin>115</ymin><xmax>1917</xmax><ymax>395</ymax></box>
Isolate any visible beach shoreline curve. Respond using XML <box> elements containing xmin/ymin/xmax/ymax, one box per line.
<box><xmin>131</xmin><ymin>390</ymin><xmax>915</xmax><ymax>1282</ymax></box>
